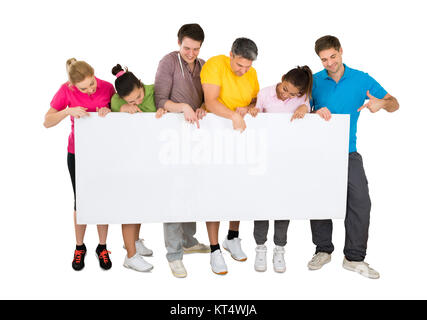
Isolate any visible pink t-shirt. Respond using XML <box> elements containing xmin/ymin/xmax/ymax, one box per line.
<box><xmin>255</xmin><ymin>85</ymin><xmax>310</xmax><ymax>113</ymax></box>
<box><xmin>50</xmin><ymin>77</ymin><xmax>115</xmax><ymax>154</ymax></box>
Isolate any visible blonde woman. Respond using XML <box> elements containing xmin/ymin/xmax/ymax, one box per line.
<box><xmin>44</xmin><ymin>58</ymin><xmax>115</xmax><ymax>271</ymax></box>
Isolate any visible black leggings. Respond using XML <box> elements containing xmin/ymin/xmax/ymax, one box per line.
<box><xmin>67</xmin><ymin>152</ymin><xmax>76</xmax><ymax>211</ymax></box>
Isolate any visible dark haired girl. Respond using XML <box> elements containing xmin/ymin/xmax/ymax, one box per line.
<box><xmin>250</xmin><ymin>65</ymin><xmax>313</xmax><ymax>273</ymax></box>
<box><xmin>110</xmin><ymin>64</ymin><xmax>156</xmax><ymax>273</ymax></box>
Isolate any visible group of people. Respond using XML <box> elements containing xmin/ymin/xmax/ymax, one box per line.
<box><xmin>44</xmin><ymin>24</ymin><xmax>399</xmax><ymax>279</ymax></box>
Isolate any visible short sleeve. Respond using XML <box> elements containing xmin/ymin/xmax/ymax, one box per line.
<box><xmin>255</xmin><ymin>89</ymin><xmax>265</xmax><ymax>112</ymax></box>
<box><xmin>110</xmin><ymin>93</ymin><xmax>126</xmax><ymax>112</ymax></box>
<box><xmin>299</xmin><ymin>94</ymin><xmax>310</xmax><ymax>111</ymax></box>
<box><xmin>154</xmin><ymin>54</ymin><xmax>175</xmax><ymax>109</ymax></box>
<box><xmin>107</xmin><ymin>83</ymin><xmax>115</xmax><ymax>105</ymax></box>
<box><xmin>200</xmin><ymin>57</ymin><xmax>222</xmax><ymax>86</ymax></box>
<box><xmin>309</xmin><ymin>79</ymin><xmax>317</xmax><ymax>109</ymax></box>
<box><xmin>364</xmin><ymin>73</ymin><xmax>387</xmax><ymax>100</ymax></box>
<box><xmin>50</xmin><ymin>84</ymin><xmax>69</xmax><ymax>111</ymax></box>
<box><xmin>101</xmin><ymin>82</ymin><xmax>115</xmax><ymax>109</ymax></box>
<box><xmin>251</xmin><ymin>69</ymin><xmax>260</xmax><ymax>99</ymax></box>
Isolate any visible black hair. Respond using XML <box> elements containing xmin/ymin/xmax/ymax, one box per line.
<box><xmin>282</xmin><ymin>66</ymin><xmax>313</xmax><ymax>100</ymax></box>
<box><xmin>111</xmin><ymin>64</ymin><xmax>144</xmax><ymax>98</ymax></box>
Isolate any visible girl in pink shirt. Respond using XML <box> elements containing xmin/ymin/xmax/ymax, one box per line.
<box><xmin>44</xmin><ymin>58</ymin><xmax>115</xmax><ymax>271</ymax></box>
<box><xmin>250</xmin><ymin>66</ymin><xmax>313</xmax><ymax>273</ymax></box>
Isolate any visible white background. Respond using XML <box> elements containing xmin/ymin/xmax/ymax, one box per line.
<box><xmin>0</xmin><ymin>0</ymin><xmax>425</xmax><ymax>300</ymax></box>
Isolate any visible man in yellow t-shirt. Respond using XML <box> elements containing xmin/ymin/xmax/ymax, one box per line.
<box><xmin>201</xmin><ymin>37</ymin><xmax>259</xmax><ymax>132</ymax></box>
<box><xmin>200</xmin><ymin>38</ymin><xmax>259</xmax><ymax>275</ymax></box>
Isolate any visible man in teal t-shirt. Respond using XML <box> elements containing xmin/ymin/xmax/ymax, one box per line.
<box><xmin>307</xmin><ymin>35</ymin><xmax>399</xmax><ymax>279</ymax></box>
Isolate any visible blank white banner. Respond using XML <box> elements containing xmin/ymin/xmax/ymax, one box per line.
<box><xmin>74</xmin><ymin>113</ymin><xmax>349</xmax><ymax>224</ymax></box>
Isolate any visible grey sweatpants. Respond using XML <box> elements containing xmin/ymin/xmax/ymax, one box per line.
<box><xmin>310</xmin><ymin>152</ymin><xmax>371</xmax><ymax>262</ymax></box>
<box><xmin>164</xmin><ymin>222</ymin><xmax>199</xmax><ymax>262</ymax></box>
<box><xmin>254</xmin><ymin>220</ymin><xmax>290</xmax><ymax>246</ymax></box>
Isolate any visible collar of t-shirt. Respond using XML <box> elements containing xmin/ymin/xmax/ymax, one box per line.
<box><xmin>320</xmin><ymin>64</ymin><xmax>352</xmax><ymax>83</ymax></box>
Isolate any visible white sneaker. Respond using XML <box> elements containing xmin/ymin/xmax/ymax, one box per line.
<box><xmin>222</xmin><ymin>238</ymin><xmax>247</xmax><ymax>261</ymax></box>
<box><xmin>342</xmin><ymin>257</ymin><xmax>380</xmax><ymax>279</ymax></box>
<box><xmin>210</xmin><ymin>250</ymin><xmax>228</xmax><ymax>275</ymax></box>
<box><xmin>168</xmin><ymin>260</ymin><xmax>187</xmax><ymax>278</ymax></box>
<box><xmin>123</xmin><ymin>238</ymin><xmax>153</xmax><ymax>257</ymax></box>
<box><xmin>183</xmin><ymin>242</ymin><xmax>210</xmax><ymax>254</ymax></box>
<box><xmin>254</xmin><ymin>245</ymin><xmax>267</xmax><ymax>272</ymax></box>
<box><xmin>307</xmin><ymin>252</ymin><xmax>331</xmax><ymax>270</ymax></box>
<box><xmin>273</xmin><ymin>246</ymin><xmax>286</xmax><ymax>273</ymax></box>
<box><xmin>123</xmin><ymin>254</ymin><xmax>153</xmax><ymax>272</ymax></box>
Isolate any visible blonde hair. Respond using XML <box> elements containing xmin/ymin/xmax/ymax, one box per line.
<box><xmin>66</xmin><ymin>58</ymin><xmax>94</xmax><ymax>85</ymax></box>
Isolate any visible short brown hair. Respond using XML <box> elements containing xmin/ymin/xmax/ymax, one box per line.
<box><xmin>314</xmin><ymin>35</ymin><xmax>341</xmax><ymax>55</ymax></box>
<box><xmin>177</xmin><ymin>23</ymin><xmax>205</xmax><ymax>44</ymax></box>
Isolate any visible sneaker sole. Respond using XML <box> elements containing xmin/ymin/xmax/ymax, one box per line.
<box><xmin>212</xmin><ymin>269</ymin><xmax>228</xmax><ymax>275</ymax></box>
<box><xmin>223</xmin><ymin>247</ymin><xmax>247</xmax><ymax>262</ymax></box>
<box><xmin>169</xmin><ymin>264</ymin><xmax>187</xmax><ymax>278</ymax></box>
<box><xmin>171</xmin><ymin>271</ymin><xmax>187</xmax><ymax>278</ymax></box>
<box><xmin>123</xmin><ymin>263</ymin><xmax>154</xmax><ymax>272</ymax></box>
<box><xmin>183</xmin><ymin>249</ymin><xmax>210</xmax><ymax>254</ymax></box>
<box><xmin>138</xmin><ymin>252</ymin><xmax>153</xmax><ymax>257</ymax></box>
<box><xmin>274</xmin><ymin>267</ymin><xmax>286</xmax><ymax>273</ymax></box>
<box><xmin>255</xmin><ymin>266</ymin><xmax>267</xmax><ymax>272</ymax></box>
<box><xmin>342</xmin><ymin>265</ymin><xmax>380</xmax><ymax>279</ymax></box>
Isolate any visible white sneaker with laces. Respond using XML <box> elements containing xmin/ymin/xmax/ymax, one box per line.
<box><xmin>123</xmin><ymin>238</ymin><xmax>153</xmax><ymax>257</ymax></box>
<box><xmin>168</xmin><ymin>260</ymin><xmax>187</xmax><ymax>278</ymax></box>
<box><xmin>307</xmin><ymin>252</ymin><xmax>331</xmax><ymax>270</ymax></box>
<box><xmin>273</xmin><ymin>246</ymin><xmax>286</xmax><ymax>273</ymax></box>
<box><xmin>222</xmin><ymin>238</ymin><xmax>247</xmax><ymax>261</ymax></box>
<box><xmin>342</xmin><ymin>257</ymin><xmax>380</xmax><ymax>279</ymax></box>
<box><xmin>254</xmin><ymin>245</ymin><xmax>267</xmax><ymax>272</ymax></box>
<box><xmin>210</xmin><ymin>250</ymin><xmax>228</xmax><ymax>275</ymax></box>
<box><xmin>183</xmin><ymin>242</ymin><xmax>210</xmax><ymax>254</ymax></box>
<box><xmin>123</xmin><ymin>254</ymin><xmax>153</xmax><ymax>272</ymax></box>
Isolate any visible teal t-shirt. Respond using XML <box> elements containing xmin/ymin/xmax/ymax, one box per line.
<box><xmin>111</xmin><ymin>84</ymin><xmax>157</xmax><ymax>112</ymax></box>
<box><xmin>311</xmin><ymin>65</ymin><xmax>387</xmax><ymax>153</ymax></box>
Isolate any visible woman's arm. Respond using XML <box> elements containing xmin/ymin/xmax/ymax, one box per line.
<box><xmin>43</xmin><ymin>107</ymin><xmax>89</xmax><ymax>128</ymax></box>
<box><xmin>290</xmin><ymin>104</ymin><xmax>309</xmax><ymax>121</ymax></box>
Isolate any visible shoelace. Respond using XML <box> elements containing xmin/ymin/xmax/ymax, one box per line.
<box><xmin>311</xmin><ymin>254</ymin><xmax>325</xmax><ymax>264</ymax></box>
<box><xmin>73</xmin><ymin>249</ymin><xmax>85</xmax><ymax>264</ymax></box>
<box><xmin>98</xmin><ymin>249</ymin><xmax>111</xmax><ymax>264</ymax></box>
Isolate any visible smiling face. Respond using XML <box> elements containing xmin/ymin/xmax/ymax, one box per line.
<box><xmin>318</xmin><ymin>47</ymin><xmax>344</xmax><ymax>76</ymax></box>
<box><xmin>229</xmin><ymin>53</ymin><xmax>253</xmax><ymax>77</ymax></box>
<box><xmin>123</xmin><ymin>86</ymin><xmax>144</xmax><ymax>106</ymax></box>
<box><xmin>75</xmin><ymin>76</ymin><xmax>97</xmax><ymax>95</ymax></box>
<box><xmin>178</xmin><ymin>37</ymin><xmax>202</xmax><ymax>64</ymax></box>
<box><xmin>276</xmin><ymin>80</ymin><xmax>301</xmax><ymax>101</ymax></box>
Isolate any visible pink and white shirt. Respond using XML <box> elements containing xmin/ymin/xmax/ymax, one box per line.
<box><xmin>50</xmin><ymin>77</ymin><xmax>115</xmax><ymax>154</ymax></box>
<box><xmin>255</xmin><ymin>85</ymin><xmax>310</xmax><ymax>113</ymax></box>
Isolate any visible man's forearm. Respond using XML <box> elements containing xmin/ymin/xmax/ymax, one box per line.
<box><xmin>205</xmin><ymin>99</ymin><xmax>236</xmax><ymax>120</ymax></box>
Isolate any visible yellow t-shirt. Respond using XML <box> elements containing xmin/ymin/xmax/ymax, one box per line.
<box><xmin>200</xmin><ymin>55</ymin><xmax>259</xmax><ymax>111</ymax></box>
